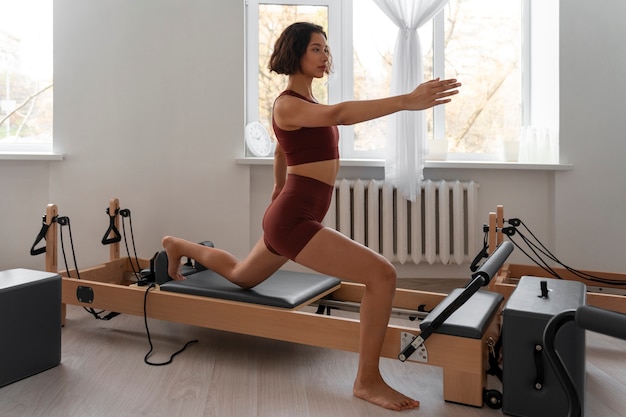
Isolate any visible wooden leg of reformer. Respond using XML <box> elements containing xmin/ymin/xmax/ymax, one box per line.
<box><xmin>439</xmin><ymin>311</ymin><xmax>500</xmax><ymax>406</ymax></box>
<box><xmin>442</xmin><ymin>367</ymin><xmax>484</xmax><ymax>407</ymax></box>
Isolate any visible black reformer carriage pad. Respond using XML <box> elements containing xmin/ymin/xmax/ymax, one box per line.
<box><xmin>160</xmin><ymin>269</ymin><xmax>341</xmax><ymax>309</ymax></box>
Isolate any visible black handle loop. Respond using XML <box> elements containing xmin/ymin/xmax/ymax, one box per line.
<box><xmin>469</xmin><ymin>241</ymin><xmax>488</xmax><ymax>272</ymax></box>
<box><xmin>102</xmin><ymin>207</ymin><xmax>122</xmax><ymax>245</ymax></box>
<box><xmin>30</xmin><ymin>214</ymin><xmax>56</xmax><ymax>256</ymax></box>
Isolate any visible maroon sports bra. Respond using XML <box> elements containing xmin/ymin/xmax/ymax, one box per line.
<box><xmin>272</xmin><ymin>90</ymin><xmax>339</xmax><ymax>166</ymax></box>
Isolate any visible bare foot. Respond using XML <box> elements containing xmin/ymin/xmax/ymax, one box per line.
<box><xmin>161</xmin><ymin>236</ymin><xmax>186</xmax><ymax>280</ymax></box>
<box><xmin>353</xmin><ymin>375</ymin><xmax>420</xmax><ymax>411</ymax></box>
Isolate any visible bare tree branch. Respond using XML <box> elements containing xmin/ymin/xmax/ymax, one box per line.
<box><xmin>0</xmin><ymin>83</ymin><xmax>53</xmax><ymax>127</ymax></box>
<box><xmin>453</xmin><ymin>63</ymin><xmax>516</xmax><ymax>147</ymax></box>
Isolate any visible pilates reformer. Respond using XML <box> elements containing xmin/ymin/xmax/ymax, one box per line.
<box><xmin>31</xmin><ymin>198</ymin><xmax>514</xmax><ymax>408</ymax></box>
<box><xmin>483</xmin><ymin>205</ymin><xmax>626</xmax><ymax>314</ymax></box>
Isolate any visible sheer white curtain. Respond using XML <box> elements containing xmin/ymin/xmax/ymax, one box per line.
<box><xmin>373</xmin><ymin>0</ymin><xmax>449</xmax><ymax>201</ymax></box>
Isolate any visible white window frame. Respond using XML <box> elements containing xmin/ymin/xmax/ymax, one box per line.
<box><xmin>245</xmin><ymin>0</ymin><xmax>558</xmax><ymax>162</ymax></box>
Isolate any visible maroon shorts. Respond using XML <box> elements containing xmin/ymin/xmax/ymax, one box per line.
<box><xmin>262</xmin><ymin>174</ymin><xmax>334</xmax><ymax>261</ymax></box>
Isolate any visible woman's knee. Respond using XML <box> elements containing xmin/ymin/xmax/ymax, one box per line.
<box><xmin>367</xmin><ymin>258</ymin><xmax>397</xmax><ymax>290</ymax></box>
<box><xmin>230</xmin><ymin>269</ymin><xmax>265</xmax><ymax>289</ymax></box>
<box><xmin>382</xmin><ymin>260</ymin><xmax>397</xmax><ymax>285</ymax></box>
<box><xmin>231</xmin><ymin>255</ymin><xmax>284</xmax><ymax>289</ymax></box>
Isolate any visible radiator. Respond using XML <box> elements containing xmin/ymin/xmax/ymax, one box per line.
<box><xmin>323</xmin><ymin>179</ymin><xmax>479</xmax><ymax>265</ymax></box>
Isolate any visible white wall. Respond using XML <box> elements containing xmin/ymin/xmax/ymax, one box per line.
<box><xmin>1</xmin><ymin>0</ymin><xmax>624</xmax><ymax>280</ymax></box>
<box><xmin>556</xmin><ymin>0</ymin><xmax>626</xmax><ymax>272</ymax></box>
<box><xmin>0</xmin><ymin>160</ymin><xmax>51</xmax><ymax>270</ymax></box>
<box><xmin>1</xmin><ymin>0</ymin><xmax>250</xmax><ymax>272</ymax></box>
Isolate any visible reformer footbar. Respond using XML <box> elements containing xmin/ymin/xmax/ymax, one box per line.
<box><xmin>32</xmin><ymin>199</ymin><xmax>513</xmax><ymax>408</ymax></box>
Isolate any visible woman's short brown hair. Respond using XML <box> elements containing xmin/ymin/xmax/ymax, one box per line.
<box><xmin>268</xmin><ymin>22</ymin><xmax>332</xmax><ymax>75</ymax></box>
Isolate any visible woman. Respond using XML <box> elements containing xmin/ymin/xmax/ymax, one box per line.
<box><xmin>163</xmin><ymin>22</ymin><xmax>460</xmax><ymax>411</ymax></box>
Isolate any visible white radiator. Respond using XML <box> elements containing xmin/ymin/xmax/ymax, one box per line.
<box><xmin>324</xmin><ymin>179</ymin><xmax>479</xmax><ymax>265</ymax></box>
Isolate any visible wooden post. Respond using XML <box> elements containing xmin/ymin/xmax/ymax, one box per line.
<box><xmin>108</xmin><ymin>198</ymin><xmax>120</xmax><ymax>261</ymax></box>
<box><xmin>43</xmin><ymin>204</ymin><xmax>64</xmax><ymax>325</ymax></box>
<box><xmin>496</xmin><ymin>204</ymin><xmax>504</xmax><ymax>246</ymax></box>
<box><xmin>44</xmin><ymin>204</ymin><xmax>58</xmax><ymax>273</ymax></box>
<box><xmin>488</xmin><ymin>205</ymin><xmax>505</xmax><ymax>291</ymax></box>
<box><xmin>488</xmin><ymin>205</ymin><xmax>505</xmax><ymax>254</ymax></box>
<box><xmin>488</xmin><ymin>212</ymin><xmax>496</xmax><ymax>255</ymax></box>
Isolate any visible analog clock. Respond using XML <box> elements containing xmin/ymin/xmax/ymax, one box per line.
<box><xmin>245</xmin><ymin>122</ymin><xmax>272</xmax><ymax>157</ymax></box>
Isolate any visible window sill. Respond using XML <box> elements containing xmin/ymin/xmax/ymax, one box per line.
<box><xmin>0</xmin><ymin>153</ymin><xmax>65</xmax><ymax>161</ymax></box>
<box><xmin>236</xmin><ymin>157</ymin><xmax>572</xmax><ymax>171</ymax></box>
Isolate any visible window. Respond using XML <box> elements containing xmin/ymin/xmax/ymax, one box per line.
<box><xmin>438</xmin><ymin>0</ymin><xmax>523</xmax><ymax>159</ymax></box>
<box><xmin>248</xmin><ymin>3</ymin><xmax>332</xmax><ymax>131</ymax></box>
<box><xmin>245</xmin><ymin>0</ymin><xmax>557</xmax><ymax>161</ymax></box>
<box><xmin>0</xmin><ymin>0</ymin><xmax>53</xmax><ymax>154</ymax></box>
<box><xmin>246</xmin><ymin>0</ymin><xmax>344</xmax><ymax>157</ymax></box>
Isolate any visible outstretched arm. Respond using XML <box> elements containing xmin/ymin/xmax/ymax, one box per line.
<box><xmin>274</xmin><ymin>78</ymin><xmax>461</xmax><ymax>130</ymax></box>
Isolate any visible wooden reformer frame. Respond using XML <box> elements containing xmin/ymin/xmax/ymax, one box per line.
<box><xmin>488</xmin><ymin>204</ymin><xmax>626</xmax><ymax>314</ymax></box>
<box><xmin>39</xmin><ymin>199</ymin><xmax>503</xmax><ymax>408</ymax></box>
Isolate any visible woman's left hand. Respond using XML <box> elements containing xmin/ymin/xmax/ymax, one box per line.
<box><xmin>404</xmin><ymin>78</ymin><xmax>461</xmax><ymax>111</ymax></box>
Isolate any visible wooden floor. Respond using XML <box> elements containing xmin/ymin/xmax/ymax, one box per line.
<box><xmin>0</xmin><ymin>279</ymin><xmax>625</xmax><ymax>417</ymax></box>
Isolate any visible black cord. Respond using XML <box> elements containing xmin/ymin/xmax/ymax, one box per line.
<box><xmin>470</xmin><ymin>229</ymin><xmax>490</xmax><ymax>272</ymax></box>
<box><xmin>143</xmin><ymin>284</ymin><xmax>198</xmax><ymax>366</ymax></box>
<box><xmin>57</xmin><ymin>216</ymin><xmax>108</xmax><ymax>319</ymax></box>
<box><xmin>506</xmin><ymin>229</ymin><xmax>562</xmax><ymax>279</ymax></box>
<box><xmin>119</xmin><ymin>209</ymin><xmax>143</xmax><ymax>282</ymax></box>
<box><xmin>504</xmin><ymin>218</ymin><xmax>626</xmax><ymax>286</ymax></box>
<box><xmin>514</xmin><ymin>218</ymin><xmax>626</xmax><ymax>285</ymax></box>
